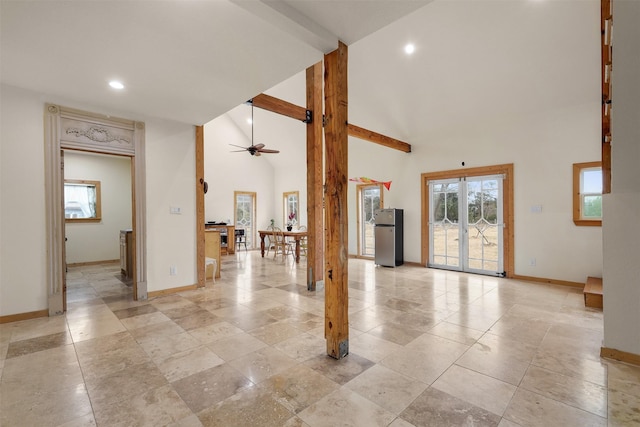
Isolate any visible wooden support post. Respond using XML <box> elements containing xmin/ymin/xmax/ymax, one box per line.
<box><xmin>324</xmin><ymin>41</ymin><xmax>349</xmax><ymax>359</ymax></box>
<box><xmin>196</xmin><ymin>125</ymin><xmax>205</xmax><ymax>288</ymax></box>
<box><xmin>306</xmin><ymin>62</ymin><xmax>324</xmax><ymax>292</ymax></box>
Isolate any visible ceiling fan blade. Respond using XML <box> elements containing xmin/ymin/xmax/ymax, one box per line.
<box><xmin>229</xmin><ymin>143</ymin><xmax>248</xmax><ymax>149</ymax></box>
<box><xmin>254</xmin><ymin>151</ymin><xmax>261</xmax><ymax>156</ymax></box>
<box><xmin>230</xmin><ymin>149</ymin><xmax>247</xmax><ymax>152</ymax></box>
<box><xmin>252</xmin><ymin>143</ymin><xmax>265</xmax><ymax>150</ymax></box>
<box><xmin>257</xmin><ymin>148</ymin><xmax>279</xmax><ymax>154</ymax></box>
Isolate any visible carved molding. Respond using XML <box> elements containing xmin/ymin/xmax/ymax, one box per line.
<box><xmin>66</xmin><ymin>125</ymin><xmax>131</xmax><ymax>144</ymax></box>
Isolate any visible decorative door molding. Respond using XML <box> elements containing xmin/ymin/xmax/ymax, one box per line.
<box><xmin>44</xmin><ymin>104</ymin><xmax>147</xmax><ymax>315</ymax></box>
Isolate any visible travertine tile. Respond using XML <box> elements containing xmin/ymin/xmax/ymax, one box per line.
<box><xmin>304</xmin><ymin>352</ymin><xmax>375</xmax><ymax>385</ymax></box>
<box><xmin>432</xmin><ymin>364</ymin><xmax>517</xmax><ymax>416</ymax></box>
<box><xmin>259</xmin><ymin>364</ymin><xmax>340</xmax><ymax>413</ymax></box>
<box><xmin>608</xmin><ymin>388</ymin><xmax>640</xmax><ymax>426</ymax></box>
<box><xmin>206</xmin><ymin>332</ymin><xmax>268</xmax><ymax>361</ymax></box>
<box><xmin>519</xmin><ymin>365</ymin><xmax>607</xmax><ymax>417</ymax></box>
<box><xmin>172</xmin><ymin>363</ymin><xmax>253</xmax><ymax>413</ymax></box>
<box><xmin>197</xmin><ymin>385</ymin><xmax>294</xmax><ymax>427</ymax></box>
<box><xmin>93</xmin><ymin>384</ymin><xmax>192</xmax><ymax>426</ymax></box>
<box><xmin>503</xmin><ymin>388</ymin><xmax>606</xmax><ymax>427</ymax></box>
<box><xmin>272</xmin><ymin>332</ymin><xmax>326</xmax><ymax>362</ymax></box>
<box><xmin>5</xmin><ymin>330</ymin><xmax>72</xmax><ymax>358</ymax></box>
<box><xmin>427</xmin><ymin>321</ymin><xmax>484</xmax><ymax>346</ymax></box>
<box><xmin>456</xmin><ymin>333</ymin><xmax>538</xmax><ymax>385</ymax></box>
<box><xmin>298</xmin><ymin>387</ymin><xmax>396</xmax><ymax>427</ymax></box>
<box><xmin>2</xmin><ymin>256</ymin><xmax>624</xmax><ymax>427</ymax></box>
<box><xmin>400</xmin><ymin>387</ymin><xmax>501</xmax><ymax>427</ymax></box>
<box><xmin>155</xmin><ymin>345</ymin><xmax>225</xmax><ymax>382</ymax></box>
<box><xmin>346</xmin><ymin>364</ymin><xmax>428</xmax><ymax>414</ymax></box>
<box><xmin>229</xmin><ymin>346</ymin><xmax>298</xmax><ymax>384</ymax></box>
<box><xmin>349</xmin><ymin>332</ymin><xmax>403</xmax><ymax>362</ymax></box>
<box><xmin>188</xmin><ymin>320</ymin><xmax>244</xmax><ymax>343</ymax></box>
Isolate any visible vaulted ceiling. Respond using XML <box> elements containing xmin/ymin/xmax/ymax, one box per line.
<box><xmin>2</xmin><ymin>0</ymin><xmax>599</xmax><ymax>164</ymax></box>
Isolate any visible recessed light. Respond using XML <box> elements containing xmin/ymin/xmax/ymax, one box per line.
<box><xmin>404</xmin><ymin>43</ymin><xmax>415</xmax><ymax>55</ymax></box>
<box><xmin>247</xmin><ymin>118</ymin><xmax>253</xmax><ymax>125</ymax></box>
<box><xmin>109</xmin><ymin>81</ymin><xmax>125</xmax><ymax>90</ymax></box>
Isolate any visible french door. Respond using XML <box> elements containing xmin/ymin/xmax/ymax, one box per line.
<box><xmin>234</xmin><ymin>191</ymin><xmax>256</xmax><ymax>248</ymax></box>
<box><xmin>357</xmin><ymin>184</ymin><xmax>383</xmax><ymax>257</ymax></box>
<box><xmin>429</xmin><ymin>174</ymin><xmax>504</xmax><ymax>276</ymax></box>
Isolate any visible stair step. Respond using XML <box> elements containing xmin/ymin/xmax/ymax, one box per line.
<box><xmin>583</xmin><ymin>276</ymin><xmax>603</xmax><ymax>309</ymax></box>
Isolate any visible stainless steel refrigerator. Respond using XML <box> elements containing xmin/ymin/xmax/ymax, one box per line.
<box><xmin>374</xmin><ymin>208</ymin><xmax>403</xmax><ymax>267</ymax></box>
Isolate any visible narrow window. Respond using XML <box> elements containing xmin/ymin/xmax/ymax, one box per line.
<box><xmin>573</xmin><ymin>162</ymin><xmax>602</xmax><ymax>226</ymax></box>
<box><xmin>283</xmin><ymin>191</ymin><xmax>299</xmax><ymax>228</ymax></box>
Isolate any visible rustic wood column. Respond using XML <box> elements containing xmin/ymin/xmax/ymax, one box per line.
<box><xmin>196</xmin><ymin>125</ymin><xmax>205</xmax><ymax>288</ymax></box>
<box><xmin>324</xmin><ymin>41</ymin><xmax>349</xmax><ymax>359</ymax></box>
<box><xmin>306</xmin><ymin>61</ymin><xmax>324</xmax><ymax>291</ymax></box>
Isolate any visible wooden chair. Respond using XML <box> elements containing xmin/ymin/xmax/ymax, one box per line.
<box><xmin>298</xmin><ymin>225</ymin><xmax>308</xmax><ymax>257</ymax></box>
<box><xmin>272</xmin><ymin>227</ymin><xmax>293</xmax><ymax>260</ymax></box>
<box><xmin>265</xmin><ymin>225</ymin><xmax>276</xmax><ymax>256</ymax></box>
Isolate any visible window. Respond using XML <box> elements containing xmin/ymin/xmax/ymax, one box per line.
<box><xmin>573</xmin><ymin>162</ymin><xmax>602</xmax><ymax>226</ymax></box>
<box><xmin>283</xmin><ymin>191</ymin><xmax>299</xmax><ymax>227</ymax></box>
<box><xmin>64</xmin><ymin>180</ymin><xmax>101</xmax><ymax>222</ymax></box>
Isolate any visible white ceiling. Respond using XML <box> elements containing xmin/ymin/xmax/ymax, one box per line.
<box><xmin>2</xmin><ymin>0</ymin><xmax>599</xmax><ymax>168</ymax></box>
<box><xmin>0</xmin><ymin>0</ymin><xmax>430</xmax><ymax>125</ymax></box>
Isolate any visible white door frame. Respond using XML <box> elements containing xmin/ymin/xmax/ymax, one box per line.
<box><xmin>44</xmin><ymin>104</ymin><xmax>147</xmax><ymax>315</ymax></box>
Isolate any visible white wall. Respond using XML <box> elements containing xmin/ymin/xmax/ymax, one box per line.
<box><xmin>64</xmin><ymin>151</ymin><xmax>132</xmax><ymax>264</ymax></box>
<box><xmin>0</xmin><ymin>84</ymin><xmax>197</xmax><ymax>316</ymax></box>
<box><xmin>603</xmin><ymin>0</ymin><xmax>640</xmax><ymax>356</ymax></box>
<box><xmin>341</xmin><ymin>102</ymin><xmax>602</xmax><ymax>283</ymax></box>
<box><xmin>203</xmin><ymin>114</ymin><xmax>275</xmax><ymax>245</ymax></box>
<box><xmin>1</xmin><ymin>85</ymin><xmax>49</xmax><ymax>315</ymax></box>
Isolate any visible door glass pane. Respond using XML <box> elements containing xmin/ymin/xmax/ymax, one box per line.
<box><xmin>361</xmin><ymin>186</ymin><xmax>380</xmax><ymax>256</ymax></box>
<box><xmin>466</xmin><ymin>178</ymin><xmax>500</xmax><ymax>274</ymax></box>
<box><xmin>431</xmin><ymin>182</ymin><xmax>459</xmax><ymax>268</ymax></box>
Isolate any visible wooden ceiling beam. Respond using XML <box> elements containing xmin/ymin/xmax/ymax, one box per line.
<box><xmin>252</xmin><ymin>93</ymin><xmax>412</xmax><ymax>153</ymax></box>
<box><xmin>251</xmin><ymin>93</ymin><xmax>308</xmax><ymax>122</ymax></box>
<box><xmin>347</xmin><ymin>123</ymin><xmax>411</xmax><ymax>153</ymax></box>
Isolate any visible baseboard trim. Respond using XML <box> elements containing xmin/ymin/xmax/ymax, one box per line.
<box><xmin>0</xmin><ymin>309</ymin><xmax>49</xmax><ymax>324</ymax></box>
<box><xmin>601</xmin><ymin>346</ymin><xmax>640</xmax><ymax>367</ymax></box>
<box><xmin>67</xmin><ymin>259</ymin><xmax>119</xmax><ymax>267</ymax></box>
<box><xmin>147</xmin><ymin>284</ymin><xmax>198</xmax><ymax>298</ymax></box>
<box><xmin>511</xmin><ymin>274</ymin><xmax>583</xmax><ymax>288</ymax></box>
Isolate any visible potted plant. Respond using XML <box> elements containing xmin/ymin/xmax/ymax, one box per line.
<box><xmin>287</xmin><ymin>212</ymin><xmax>295</xmax><ymax>231</ymax></box>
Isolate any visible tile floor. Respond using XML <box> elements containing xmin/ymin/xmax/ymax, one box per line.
<box><xmin>1</xmin><ymin>252</ymin><xmax>639</xmax><ymax>426</ymax></box>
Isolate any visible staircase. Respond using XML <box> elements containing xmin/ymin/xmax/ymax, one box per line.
<box><xmin>583</xmin><ymin>276</ymin><xmax>603</xmax><ymax>309</ymax></box>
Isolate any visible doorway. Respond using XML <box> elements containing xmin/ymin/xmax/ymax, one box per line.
<box><xmin>234</xmin><ymin>191</ymin><xmax>257</xmax><ymax>249</ymax></box>
<box><xmin>63</xmin><ymin>150</ymin><xmax>133</xmax><ymax>301</ymax></box>
<box><xmin>428</xmin><ymin>175</ymin><xmax>503</xmax><ymax>275</ymax></box>
<box><xmin>357</xmin><ymin>183</ymin><xmax>383</xmax><ymax>257</ymax></box>
<box><xmin>421</xmin><ymin>164</ymin><xmax>514</xmax><ymax>278</ymax></box>
<box><xmin>44</xmin><ymin>104</ymin><xmax>147</xmax><ymax>315</ymax></box>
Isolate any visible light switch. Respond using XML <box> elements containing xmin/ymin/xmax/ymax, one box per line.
<box><xmin>530</xmin><ymin>205</ymin><xmax>542</xmax><ymax>213</ymax></box>
<box><xmin>170</xmin><ymin>206</ymin><xmax>181</xmax><ymax>214</ymax></box>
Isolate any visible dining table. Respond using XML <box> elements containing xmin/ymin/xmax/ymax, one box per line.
<box><xmin>258</xmin><ymin>229</ymin><xmax>307</xmax><ymax>263</ymax></box>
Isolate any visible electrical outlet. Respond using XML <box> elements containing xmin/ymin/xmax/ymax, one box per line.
<box><xmin>170</xmin><ymin>265</ymin><xmax>177</xmax><ymax>276</ymax></box>
<box><xmin>529</xmin><ymin>258</ymin><xmax>536</xmax><ymax>267</ymax></box>
<box><xmin>170</xmin><ymin>206</ymin><xmax>181</xmax><ymax>214</ymax></box>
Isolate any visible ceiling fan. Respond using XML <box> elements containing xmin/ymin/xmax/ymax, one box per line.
<box><xmin>229</xmin><ymin>101</ymin><xmax>279</xmax><ymax>156</ymax></box>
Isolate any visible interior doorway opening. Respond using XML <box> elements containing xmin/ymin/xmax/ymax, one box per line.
<box><xmin>44</xmin><ymin>104</ymin><xmax>147</xmax><ymax>315</ymax></box>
